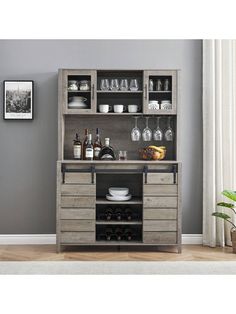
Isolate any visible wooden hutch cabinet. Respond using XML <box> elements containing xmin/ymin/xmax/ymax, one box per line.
<box><xmin>57</xmin><ymin>69</ymin><xmax>182</xmax><ymax>253</ymax></box>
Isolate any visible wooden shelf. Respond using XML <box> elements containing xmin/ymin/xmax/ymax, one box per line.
<box><xmin>68</xmin><ymin>90</ymin><xmax>91</xmax><ymax>93</ymax></box>
<box><xmin>95</xmin><ymin>112</ymin><xmax>143</xmax><ymax>116</ymax></box>
<box><xmin>95</xmin><ymin>241</ymin><xmax>143</xmax><ymax>245</ymax></box>
<box><xmin>96</xmin><ymin>221</ymin><xmax>142</xmax><ymax>225</ymax></box>
<box><xmin>60</xmin><ymin>160</ymin><xmax>180</xmax><ymax>164</ymax></box>
<box><xmin>149</xmin><ymin>91</ymin><xmax>172</xmax><ymax>93</ymax></box>
<box><xmin>96</xmin><ymin>197</ymin><xmax>143</xmax><ymax>205</ymax></box>
<box><xmin>97</xmin><ymin>90</ymin><xmax>143</xmax><ymax>94</ymax></box>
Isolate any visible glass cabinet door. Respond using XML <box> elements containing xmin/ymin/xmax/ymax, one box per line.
<box><xmin>62</xmin><ymin>70</ymin><xmax>96</xmax><ymax>114</ymax></box>
<box><xmin>143</xmin><ymin>70</ymin><xmax>177</xmax><ymax>115</ymax></box>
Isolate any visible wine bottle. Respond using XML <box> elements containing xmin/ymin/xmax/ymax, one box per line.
<box><xmin>124</xmin><ymin>207</ymin><xmax>132</xmax><ymax>221</ymax></box>
<box><xmin>105</xmin><ymin>208</ymin><xmax>113</xmax><ymax>221</ymax></box>
<box><xmin>73</xmin><ymin>133</ymin><xmax>82</xmax><ymax>159</ymax></box>
<box><xmin>114</xmin><ymin>208</ymin><xmax>122</xmax><ymax>221</ymax></box>
<box><xmin>94</xmin><ymin>128</ymin><xmax>102</xmax><ymax>160</ymax></box>
<box><xmin>105</xmin><ymin>227</ymin><xmax>113</xmax><ymax>241</ymax></box>
<box><xmin>124</xmin><ymin>228</ymin><xmax>132</xmax><ymax>241</ymax></box>
<box><xmin>98</xmin><ymin>138</ymin><xmax>116</xmax><ymax>160</ymax></box>
<box><xmin>114</xmin><ymin>227</ymin><xmax>123</xmax><ymax>241</ymax></box>
<box><xmin>85</xmin><ymin>134</ymin><xmax>94</xmax><ymax>160</ymax></box>
<box><xmin>82</xmin><ymin>128</ymin><xmax>89</xmax><ymax>159</ymax></box>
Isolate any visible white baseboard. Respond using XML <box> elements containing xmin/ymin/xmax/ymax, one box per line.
<box><xmin>0</xmin><ymin>234</ymin><xmax>203</xmax><ymax>245</ymax></box>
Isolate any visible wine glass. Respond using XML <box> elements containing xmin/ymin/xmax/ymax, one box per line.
<box><xmin>120</xmin><ymin>79</ymin><xmax>128</xmax><ymax>91</ymax></box>
<box><xmin>131</xmin><ymin>116</ymin><xmax>141</xmax><ymax>141</ymax></box>
<box><xmin>165</xmin><ymin>116</ymin><xmax>174</xmax><ymax>141</ymax></box>
<box><xmin>100</xmin><ymin>79</ymin><xmax>109</xmax><ymax>91</ymax></box>
<box><xmin>110</xmin><ymin>79</ymin><xmax>119</xmax><ymax>91</ymax></box>
<box><xmin>142</xmin><ymin>117</ymin><xmax>152</xmax><ymax>141</ymax></box>
<box><xmin>129</xmin><ymin>79</ymin><xmax>139</xmax><ymax>91</ymax></box>
<box><xmin>153</xmin><ymin>117</ymin><xmax>163</xmax><ymax>141</ymax></box>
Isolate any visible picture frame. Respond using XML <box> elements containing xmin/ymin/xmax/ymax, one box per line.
<box><xmin>3</xmin><ymin>80</ymin><xmax>34</xmax><ymax>120</ymax></box>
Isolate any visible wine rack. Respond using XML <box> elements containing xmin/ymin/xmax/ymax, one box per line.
<box><xmin>96</xmin><ymin>224</ymin><xmax>142</xmax><ymax>242</ymax></box>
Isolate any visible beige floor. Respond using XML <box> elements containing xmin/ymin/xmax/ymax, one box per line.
<box><xmin>0</xmin><ymin>244</ymin><xmax>235</xmax><ymax>261</ymax></box>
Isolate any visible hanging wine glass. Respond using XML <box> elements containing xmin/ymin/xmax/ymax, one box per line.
<box><xmin>131</xmin><ymin>116</ymin><xmax>141</xmax><ymax>141</ymax></box>
<box><xmin>153</xmin><ymin>117</ymin><xmax>163</xmax><ymax>141</ymax></box>
<box><xmin>142</xmin><ymin>117</ymin><xmax>152</xmax><ymax>141</ymax></box>
<box><xmin>164</xmin><ymin>116</ymin><xmax>174</xmax><ymax>141</ymax></box>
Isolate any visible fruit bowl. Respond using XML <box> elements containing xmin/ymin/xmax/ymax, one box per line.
<box><xmin>139</xmin><ymin>146</ymin><xmax>166</xmax><ymax>160</ymax></box>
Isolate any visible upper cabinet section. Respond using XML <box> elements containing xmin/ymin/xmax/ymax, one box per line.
<box><xmin>59</xmin><ymin>69</ymin><xmax>178</xmax><ymax>115</ymax></box>
<box><xmin>143</xmin><ymin>70</ymin><xmax>177</xmax><ymax>115</ymax></box>
<box><xmin>60</xmin><ymin>69</ymin><xmax>97</xmax><ymax>114</ymax></box>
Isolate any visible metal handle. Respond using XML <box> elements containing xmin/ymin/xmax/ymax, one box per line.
<box><xmin>144</xmin><ymin>84</ymin><xmax>148</xmax><ymax>100</ymax></box>
<box><xmin>92</xmin><ymin>84</ymin><xmax>95</xmax><ymax>99</ymax></box>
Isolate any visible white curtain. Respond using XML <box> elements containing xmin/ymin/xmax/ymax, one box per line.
<box><xmin>203</xmin><ymin>40</ymin><xmax>236</xmax><ymax>247</ymax></box>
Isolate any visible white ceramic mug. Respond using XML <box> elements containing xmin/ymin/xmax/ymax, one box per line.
<box><xmin>114</xmin><ymin>104</ymin><xmax>126</xmax><ymax>113</ymax></box>
<box><xmin>128</xmin><ymin>104</ymin><xmax>140</xmax><ymax>113</ymax></box>
<box><xmin>99</xmin><ymin>104</ymin><xmax>112</xmax><ymax>113</ymax></box>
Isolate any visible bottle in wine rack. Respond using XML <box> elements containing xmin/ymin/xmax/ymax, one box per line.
<box><xmin>82</xmin><ymin>128</ymin><xmax>88</xmax><ymax>159</ymax></box>
<box><xmin>73</xmin><ymin>133</ymin><xmax>82</xmax><ymax>160</ymax></box>
<box><xmin>124</xmin><ymin>207</ymin><xmax>132</xmax><ymax>221</ymax></box>
<box><xmin>105</xmin><ymin>227</ymin><xmax>113</xmax><ymax>241</ymax></box>
<box><xmin>94</xmin><ymin>128</ymin><xmax>102</xmax><ymax>160</ymax></box>
<box><xmin>114</xmin><ymin>227</ymin><xmax>123</xmax><ymax>241</ymax></box>
<box><xmin>114</xmin><ymin>208</ymin><xmax>122</xmax><ymax>221</ymax></box>
<box><xmin>124</xmin><ymin>228</ymin><xmax>132</xmax><ymax>241</ymax></box>
<box><xmin>85</xmin><ymin>134</ymin><xmax>94</xmax><ymax>160</ymax></box>
<box><xmin>104</xmin><ymin>208</ymin><xmax>113</xmax><ymax>221</ymax></box>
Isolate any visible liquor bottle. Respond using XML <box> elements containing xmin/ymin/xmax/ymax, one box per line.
<box><xmin>104</xmin><ymin>208</ymin><xmax>113</xmax><ymax>221</ymax></box>
<box><xmin>124</xmin><ymin>207</ymin><xmax>132</xmax><ymax>221</ymax></box>
<box><xmin>93</xmin><ymin>128</ymin><xmax>102</xmax><ymax>160</ymax></box>
<box><xmin>124</xmin><ymin>228</ymin><xmax>132</xmax><ymax>241</ymax></box>
<box><xmin>114</xmin><ymin>208</ymin><xmax>122</xmax><ymax>221</ymax></box>
<box><xmin>85</xmin><ymin>134</ymin><xmax>94</xmax><ymax>160</ymax></box>
<box><xmin>114</xmin><ymin>227</ymin><xmax>123</xmax><ymax>241</ymax></box>
<box><xmin>98</xmin><ymin>138</ymin><xmax>116</xmax><ymax>160</ymax></box>
<box><xmin>82</xmin><ymin>128</ymin><xmax>89</xmax><ymax>159</ymax></box>
<box><xmin>105</xmin><ymin>228</ymin><xmax>113</xmax><ymax>241</ymax></box>
<box><xmin>73</xmin><ymin>133</ymin><xmax>82</xmax><ymax>159</ymax></box>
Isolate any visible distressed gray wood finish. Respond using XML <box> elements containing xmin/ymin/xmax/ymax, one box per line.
<box><xmin>143</xmin><ymin>220</ymin><xmax>177</xmax><ymax>232</ymax></box>
<box><xmin>64</xmin><ymin>173</ymin><xmax>95</xmax><ymax>184</ymax></box>
<box><xmin>143</xmin><ymin>184</ymin><xmax>177</xmax><ymax>195</ymax></box>
<box><xmin>143</xmin><ymin>208</ymin><xmax>177</xmax><ymax>220</ymax></box>
<box><xmin>143</xmin><ymin>232</ymin><xmax>177</xmax><ymax>244</ymax></box>
<box><xmin>61</xmin><ymin>184</ymin><xmax>96</xmax><ymax>195</ymax></box>
<box><xmin>61</xmin><ymin>208</ymin><xmax>95</xmax><ymax>220</ymax></box>
<box><xmin>61</xmin><ymin>196</ymin><xmax>95</xmax><ymax>208</ymax></box>
<box><xmin>144</xmin><ymin>196</ymin><xmax>178</xmax><ymax>208</ymax></box>
<box><xmin>61</xmin><ymin>232</ymin><xmax>95</xmax><ymax>244</ymax></box>
<box><xmin>61</xmin><ymin>220</ymin><xmax>95</xmax><ymax>232</ymax></box>
<box><xmin>144</xmin><ymin>173</ymin><xmax>177</xmax><ymax>185</ymax></box>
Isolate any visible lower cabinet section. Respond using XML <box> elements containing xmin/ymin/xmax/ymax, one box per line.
<box><xmin>143</xmin><ymin>232</ymin><xmax>177</xmax><ymax>244</ymax></box>
<box><xmin>61</xmin><ymin>220</ymin><xmax>95</xmax><ymax>232</ymax></box>
<box><xmin>144</xmin><ymin>208</ymin><xmax>177</xmax><ymax>220</ymax></box>
<box><xmin>143</xmin><ymin>220</ymin><xmax>177</xmax><ymax>232</ymax></box>
<box><xmin>61</xmin><ymin>208</ymin><xmax>95</xmax><ymax>220</ymax></box>
<box><xmin>144</xmin><ymin>196</ymin><xmax>178</xmax><ymax>208</ymax></box>
<box><xmin>61</xmin><ymin>232</ymin><xmax>95</xmax><ymax>244</ymax></box>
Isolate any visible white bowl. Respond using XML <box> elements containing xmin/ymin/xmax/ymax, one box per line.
<box><xmin>106</xmin><ymin>194</ymin><xmax>132</xmax><ymax>201</ymax></box>
<box><xmin>109</xmin><ymin>187</ymin><xmax>129</xmax><ymax>196</ymax></box>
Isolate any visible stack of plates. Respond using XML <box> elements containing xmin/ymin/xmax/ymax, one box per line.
<box><xmin>106</xmin><ymin>187</ymin><xmax>132</xmax><ymax>201</ymax></box>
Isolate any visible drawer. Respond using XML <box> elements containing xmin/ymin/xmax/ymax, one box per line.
<box><xmin>143</xmin><ymin>220</ymin><xmax>177</xmax><ymax>232</ymax></box>
<box><xmin>61</xmin><ymin>196</ymin><xmax>95</xmax><ymax>208</ymax></box>
<box><xmin>61</xmin><ymin>220</ymin><xmax>95</xmax><ymax>232</ymax></box>
<box><xmin>143</xmin><ymin>232</ymin><xmax>177</xmax><ymax>244</ymax></box>
<box><xmin>144</xmin><ymin>196</ymin><xmax>178</xmax><ymax>208</ymax></box>
<box><xmin>144</xmin><ymin>173</ymin><xmax>177</xmax><ymax>185</ymax></box>
<box><xmin>143</xmin><ymin>184</ymin><xmax>177</xmax><ymax>196</ymax></box>
<box><xmin>64</xmin><ymin>173</ymin><xmax>95</xmax><ymax>184</ymax></box>
<box><xmin>60</xmin><ymin>208</ymin><xmax>95</xmax><ymax>220</ymax></box>
<box><xmin>144</xmin><ymin>208</ymin><xmax>177</xmax><ymax>220</ymax></box>
<box><xmin>61</xmin><ymin>232</ymin><xmax>95</xmax><ymax>244</ymax></box>
<box><xmin>61</xmin><ymin>184</ymin><xmax>95</xmax><ymax>196</ymax></box>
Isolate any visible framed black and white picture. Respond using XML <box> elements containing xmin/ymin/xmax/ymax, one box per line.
<box><xmin>3</xmin><ymin>80</ymin><xmax>34</xmax><ymax>120</ymax></box>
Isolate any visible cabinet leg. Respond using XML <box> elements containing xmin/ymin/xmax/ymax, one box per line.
<box><xmin>57</xmin><ymin>244</ymin><xmax>62</xmax><ymax>253</ymax></box>
<box><xmin>177</xmin><ymin>245</ymin><xmax>182</xmax><ymax>254</ymax></box>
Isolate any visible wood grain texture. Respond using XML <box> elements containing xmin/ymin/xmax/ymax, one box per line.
<box><xmin>61</xmin><ymin>196</ymin><xmax>95</xmax><ymax>208</ymax></box>
<box><xmin>143</xmin><ymin>184</ymin><xmax>177</xmax><ymax>195</ymax></box>
<box><xmin>144</xmin><ymin>196</ymin><xmax>178</xmax><ymax>208</ymax></box>
<box><xmin>61</xmin><ymin>232</ymin><xmax>95</xmax><ymax>244</ymax></box>
<box><xmin>143</xmin><ymin>232</ymin><xmax>177</xmax><ymax>244</ymax></box>
<box><xmin>143</xmin><ymin>220</ymin><xmax>177</xmax><ymax>232</ymax></box>
<box><xmin>61</xmin><ymin>184</ymin><xmax>95</xmax><ymax>195</ymax></box>
<box><xmin>145</xmin><ymin>173</ymin><xmax>177</xmax><ymax>185</ymax></box>
<box><xmin>143</xmin><ymin>208</ymin><xmax>177</xmax><ymax>220</ymax></box>
<box><xmin>60</xmin><ymin>208</ymin><xmax>95</xmax><ymax>220</ymax></box>
<box><xmin>61</xmin><ymin>220</ymin><xmax>95</xmax><ymax>232</ymax></box>
<box><xmin>64</xmin><ymin>173</ymin><xmax>95</xmax><ymax>184</ymax></box>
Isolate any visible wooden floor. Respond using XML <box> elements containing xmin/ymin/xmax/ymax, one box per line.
<box><xmin>0</xmin><ymin>245</ymin><xmax>235</xmax><ymax>261</ymax></box>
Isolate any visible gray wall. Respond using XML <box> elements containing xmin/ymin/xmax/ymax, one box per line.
<box><xmin>0</xmin><ymin>40</ymin><xmax>202</xmax><ymax>234</ymax></box>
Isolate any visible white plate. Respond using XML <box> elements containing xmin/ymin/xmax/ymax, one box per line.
<box><xmin>106</xmin><ymin>194</ymin><xmax>132</xmax><ymax>201</ymax></box>
<box><xmin>109</xmin><ymin>187</ymin><xmax>129</xmax><ymax>196</ymax></box>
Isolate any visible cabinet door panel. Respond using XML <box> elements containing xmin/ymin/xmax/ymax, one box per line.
<box><xmin>144</xmin><ymin>196</ymin><xmax>177</xmax><ymax>208</ymax></box>
<box><xmin>64</xmin><ymin>173</ymin><xmax>95</xmax><ymax>184</ymax></box>
<box><xmin>143</xmin><ymin>184</ymin><xmax>177</xmax><ymax>195</ymax></box>
<box><xmin>145</xmin><ymin>173</ymin><xmax>177</xmax><ymax>185</ymax></box>
<box><xmin>61</xmin><ymin>184</ymin><xmax>95</xmax><ymax>195</ymax></box>
<box><xmin>143</xmin><ymin>232</ymin><xmax>177</xmax><ymax>244</ymax></box>
<box><xmin>143</xmin><ymin>220</ymin><xmax>177</xmax><ymax>232</ymax></box>
<box><xmin>61</xmin><ymin>220</ymin><xmax>95</xmax><ymax>232</ymax></box>
<box><xmin>61</xmin><ymin>208</ymin><xmax>95</xmax><ymax>220</ymax></box>
<box><xmin>144</xmin><ymin>208</ymin><xmax>177</xmax><ymax>220</ymax></box>
<box><xmin>61</xmin><ymin>232</ymin><xmax>95</xmax><ymax>244</ymax></box>
<box><xmin>61</xmin><ymin>196</ymin><xmax>95</xmax><ymax>208</ymax></box>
